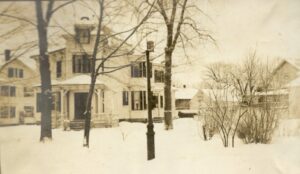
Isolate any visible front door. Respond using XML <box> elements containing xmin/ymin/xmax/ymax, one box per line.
<box><xmin>74</xmin><ymin>93</ymin><xmax>88</xmax><ymax>120</ymax></box>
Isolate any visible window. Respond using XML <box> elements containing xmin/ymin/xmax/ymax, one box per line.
<box><xmin>56</xmin><ymin>61</ymin><xmax>62</xmax><ymax>78</ymax></box>
<box><xmin>24</xmin><ymin>87</ymin><xmax>34</xmax><ymax>97</ymax></box>
<box><xmin>0</xmin><ymin>86</ymin><xmax>16</xmax><ymax>97</ymax></box>
<box><xmin>72</xmin><ymin>55</ymin><xmax>91</xmax><ymax>73</ymax></box>
<box><xmin>0</xmin><ymin>106</ymin><xmax>15</xmax><ymax>118</ymax></box>
<box><xmin>24</xmin><ymin>106</ymin><xmax>34</xmax><ymax>117</ymax></box>
<box><xmin>76</xmin><ymin>29</ymin><xmax>90</xmax><ymax>44</ymax></box>
<box><xmin>131</xmin><ymin>91</ymin><xmax>147</xmax><ymax>110</ymax></box>
<box><xmin>36</xmin><ymin>93</ymin><xmax>60</xmax><ymax>112</ymax></box>
<box><xmin>8</xmin><ymin>68</ymin><xmax>23</xmax><ymax>78</ymax></box>
<box><xmin>122</xmin><ymin>91</ymin><xmax>129</xmax><ymax>105</ymax></box>
<box><xmin>131</xmin><ymin>62</ymin><xmax>152</xmax><ymax>78</ymax></box>
<box><xmin>154</xmin><ymin>70</ymin><xmax>164</xmax><ymax>83</ymax></box>
<box><xmin>160</xmin><ymin>96</ymin><xmax>163</xmax><ymax>108</ymax></box>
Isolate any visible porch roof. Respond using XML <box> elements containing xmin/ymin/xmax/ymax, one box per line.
<box><xmin>34</xmin><ymin>75</ymin><xmax>104</xmax><ymax>87</ymax></box>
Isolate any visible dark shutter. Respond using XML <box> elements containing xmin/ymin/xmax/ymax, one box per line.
<box><xmin>143</xmin><ymin>91</ymin><xmax>147</xmax><ymax>110</ymax></box>
<box><xmin>37</xmin><ymin>93</ymin><xmax>42</xmax><ymax>112</ymax></box>
<box><xmin>72</xmin><ymin>56</ymin><xmax>76</xmax><ymax>73</ymax></box>
<box><xmin>8</xmin><ymin>68</ymin><xmax>14</xmax><ymax>78</ymax></box>
<box><xmin>10</xmin><ymin>86</ymin><xmax>16</xmax><ymax>97</ymax></box>
<box><xmin>131</xmin><ymin>91</ymin><xmax>134</xmax><ymax>110</ymax></box>
<box><xmin>160</xmin><ymin>96</ymin><xmax>163</xmax><ymax>108</ymax></box>
<box><xmin>19</xmin><ymin>69</ymin><xmax>24</xmax><ymax>78</ymax></box>
<box><xmin>140</xmin><ymin>91</ymin><xmax>145</xmax><ymax>110</ymax></box>
<box><xmin>56</xmin><ymin>61</ymin><xmax>62</xmax><ymax>78</ymax></box>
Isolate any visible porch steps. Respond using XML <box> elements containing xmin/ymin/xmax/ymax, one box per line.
<box><xmin>69</xmin><ymin>120</ymin><xmax>85</xmax><ymax>130</ymax></box>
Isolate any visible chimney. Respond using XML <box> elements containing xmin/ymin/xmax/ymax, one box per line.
<box><xmin>5</xmin><ymin>49</ymin><xmax>11</xmax><ymax>61</ymax></box>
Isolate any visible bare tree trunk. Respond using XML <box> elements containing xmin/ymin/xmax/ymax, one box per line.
<box><xmin>35</xmin><ymin>0</ymin><xmax>52</xmax><ymax>141</ymax></box>
<box><xmin>83</xmin><ymin>75</ymin><xmax>97</xmax><ymax>147</ymax></box>
<box><xmin>164</xmin><ymin>50</ymin><xmax>173</xmax><ymax>129</ymax></box>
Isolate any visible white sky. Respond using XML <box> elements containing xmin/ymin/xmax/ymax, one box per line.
<box><xmin>0</xmin><ymin>0</ymin><xmax>300</xmax><ymax>85</ymax></box>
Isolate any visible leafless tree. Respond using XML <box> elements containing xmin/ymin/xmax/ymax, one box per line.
<box><xmin>69</xmin><ymin>0</ymin><xmax>156</xmax><ymax>147</ymax></box>
<box><xmin>0</xmin><ymin>0</ymin><xmax>75</xmax><ymax>141</ymax></box>
<box><xmin>143</xmin><ymin>0</ymin><xmax>214</xmax><ymax>130</ymax></box>
<box><xmin>204</xmin><ymin>52</ymin><xmax>285</xmax><ymax>146</ymax></box>
<box><xmin>203</xmin><ymin>64</ymin><xmax>247</xmax><ymax>147</ymax></box>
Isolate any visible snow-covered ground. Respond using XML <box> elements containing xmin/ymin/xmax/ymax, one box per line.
<box><xmin>0</xmin><ymin>118</ymin><xmax>299</xmax><ymax>174</ymax></box>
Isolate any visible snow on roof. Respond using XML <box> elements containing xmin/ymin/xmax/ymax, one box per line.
<box><xmin>59</xmin><ymin>75</ymin><xmax>103</xmax><ymax>85</ymax></box>
<box><xmin>255</xmin><ymin>89</ymin><xmax>289</xmax><ymax>95</ymax></box>
<box><xmin>34</xmin><ymin>75</ymin><xmax>104</xmax><ymax>87</ymax></box>
<box><xmin>201</xmin><ymin>88</ymin><xmax>238</xmax><ymax>102</ymax></box>
<box><xmin>175</xmin><ymin>88</ymin><xmax>198</xmax><ymax>99</ymax></box>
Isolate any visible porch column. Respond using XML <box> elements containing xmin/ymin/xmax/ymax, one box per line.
<box><xmin>60</xmin><ymin>89</ymin><xmax>68</xmax><ymax>127</ymax></box>
<box><xmin>97</xmin><ymin>89</ymin><xmax>101</xmax><ymax>114</ymax></box>
<box><xmin>60</xmin><ymin>89</ymin><xmax>64</xmax><ymax>127</ymax></box>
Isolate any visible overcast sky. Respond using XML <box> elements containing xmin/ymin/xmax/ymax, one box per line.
<box><xmin>173</xmin><ymin>0</ymin><xmax>300</xmax><ymax>85</ymax></box>
<box><xmin>0</xmin><ymin>0</ymin><xmax>299</xmax><ymax>85</ymax></box>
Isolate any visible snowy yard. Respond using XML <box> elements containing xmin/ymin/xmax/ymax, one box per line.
<box><xmin>0</xmin><ymin>118</ymin><xmax>300</xmax><ymax>174</ymax></box>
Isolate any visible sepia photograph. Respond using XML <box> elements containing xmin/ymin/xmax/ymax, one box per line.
<box><xmin>0</xmin><ymin>0</ymin><xmax>299</xmax><ymax>173</ymax></box>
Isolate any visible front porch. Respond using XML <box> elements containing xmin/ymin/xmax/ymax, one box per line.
<box><xmin>34</xmin><ymin>75</ymin><xmax>119</xmax><ymax>130</ymax></box>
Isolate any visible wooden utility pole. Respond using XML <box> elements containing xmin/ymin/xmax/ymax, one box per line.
<box><xmin>146</xmin><ymin>41</ymin><xmax>155</xmax><ymax>160</ymax></box>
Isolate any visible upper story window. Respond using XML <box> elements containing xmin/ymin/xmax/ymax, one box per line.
<box><xmin>72</xmin><ymin>55</ymin><xmax>91</xmax><ymax>73</ymax></box>
<box><xmin>131</xmin><ymin>62</ymin><xmax>152</xmax><ymax>78</ymax></box>
<box><xmin>154</xmin><ymin>70</ymin><xmax>164</xmax><ymax>83</ymax></box>
<box><xmin>8</xmin><ymin>68</ymin><xmax>23</xmax><ymax>78</ymax></box>
<box><xmin>76</xmin><ymin>29</ymin><xmax>91</xmax><ymax>44</ymax></box>
<box><xmin>0</xmin><ymin>86</ymin><xmax>16</xmax><ymax>97</ymax></box>
<box><xmin>56</xmin><ymin>61</ymin><xmax>62</xmax><ymax>78</ymax></box>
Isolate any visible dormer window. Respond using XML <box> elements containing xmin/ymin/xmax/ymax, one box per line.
<box><xmin>76</xmin><ymin>28</ymin><xmax>90</xmax><ymax>44</ymax></box>
<box><xmin>72</xmin><ymin>55</ymin><xmax>91</xmax><ymax>73</ymax></box>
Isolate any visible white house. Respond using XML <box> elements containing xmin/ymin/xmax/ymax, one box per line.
<box><xmin>0</xmin><ymin>50</ymin><xmax>38</xmax><ymax>125</ymax></box>
<box><xmin>31</xmin><ymin>17</ymin><xmax>175</xmax><ymax>129</ymax></box>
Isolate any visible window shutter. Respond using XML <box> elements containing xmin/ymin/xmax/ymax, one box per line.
<box><xmin>10</xmin><ymin>86</ymin><xmax>16</xmax><ymax>97</ymax></box>
<box><xmin>37</xmin><ymin>93</ymin><xmax>42</xmax><ymax>112</ymax></box>
<box><xmin>131</xmin><ymin>91</ymin><xmax>134</xmax><ymax>110</ymax></box>
<box><xmin>139</xmin><ymin>91</ymin><xmax>143</xmax><ymax>110</ymax></box>
<box><xmin>72</xmin><ymin>55</ymin><xmax>76</xmax><ymax>73</ymax></box>
<box><xmin>143</xmin><ymin>91</ymin><xmax>147</xmax><ymax>110</ymax></box>
<box><xmin>19</xmin><ymin>69</ymin><xmax>24</xmax><ymax>78</ymax></box>
<box><xmin>8</xmin><ymin>68</ymin><xmax>14</xmax><ymax>78</ymax></box>
<box><xmin>160</xmin><ymin>96</ymin><xmax>163</xmax><ymax>108</ymax></box>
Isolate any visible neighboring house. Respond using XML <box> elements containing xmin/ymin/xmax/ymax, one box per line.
<box><xmin>260</xmin><ymin>58</ymin><xmax>300</xmax><ymax>118</ymax></box>
<box><xmin>175</xmin><ymin>87</ymin><xmax>199</xmax><ymax>110</ymax></box>
<box><xmin>0</xmin><ymin>50</ymin><xmax>38</xmax><ymax>125</ymax></box>
<box><xmin>271</xmin><ymin>58</ymin><xmax>300</xmax><ymax>88</ymax></box>
<box><xmin>31</xmin><ymin>17</ymin><xmax>175</xmax><ymax>129</ymax></box>
<box><xmin>175</xmin><ymin>86</ymin><xmax>200</xmax><ymax>117</ymax></box>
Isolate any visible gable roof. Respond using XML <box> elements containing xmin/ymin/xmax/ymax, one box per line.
<box><xmin>272</xmin><ymin>58</ymin><xmax>300</xmax><ymax>75</ymax></box>
<box><xmin>0</xmin><ymin>56</ymin><xmax>35</xmax><ymax>74</ymax></box>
